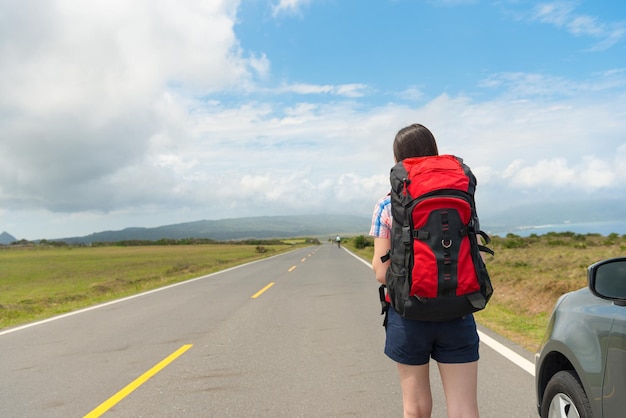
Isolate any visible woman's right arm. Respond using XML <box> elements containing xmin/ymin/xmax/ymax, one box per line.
<box><xmin>372</xmin><ymin>237</ymin><xmax>391</xmax><ymax>285</ymax></box>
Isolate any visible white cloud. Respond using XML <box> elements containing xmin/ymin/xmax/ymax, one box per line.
<box><xmin>531</xmin><ymin>1</ymin><xmax>626</xmax><ymax>50</ymax></box>
<box><xmin>0</xmin><ymin>0</ymin><xmax>260</xmax><ymax>216</ymax></box>
<box><xmin>478</xmin><ymin>69</ymin><xmax>626</xmax><ymax>99</ymax></box>
<box><xmin>248</xmin><ymin>53</ymin><xmax>271</xmax><ymax>79</ymax></box>
<box><xmin>479</xmin><ymin>73</ymin><xmax>576</xmax><ymax>97</ymax></box>
<box><xmin>0</xmin><ymin>0</ymin><xmax>249</xmax><ymax>114</ymax></box>
<box><xmin>271</xmin><ymin>0</ymin><xmax>312</xmax><ymax>17</ymax></box>
<box><xmin>273</xmin><ymin>82</ymin><xmax>368</xmax><ymax>97</ymax></box>
<box><xmin>503</xmin><ymin>158</ymin><xmax>576</xmax><ymax>187</ymax></box>
<box><xmin>533</xmin><ymin>2</ymin><xmax>575</xmax><ymax>26</ymax></box>
<box><xmin>500</xmin><ymin>153</ymin><xmax>622</xmax><ymax>195</ymax></box>
<box><xmin>580</xmin><ymin>157</ymin><xmax>615</xmax><ymax>189</ymax></box>
<box><xmin>397</xmin><ymin>86</ymin><xmax>426</xmax><ymax>101</ymax></box>
<box><xmin>336</xmin><ymin>84</ymin><xmax>369</xmax><ymax>98</ymax></box>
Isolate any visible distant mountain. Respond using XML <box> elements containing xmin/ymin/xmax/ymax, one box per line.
<box><xmin>57</xmin><ymin>214</ymin><xmax>371</xmax><ymax>244</ymax></box>
<box><xmin>12</xmin><ymin>197</ymin><xmax>626</xmax><ymax>244</ymax></box>
<box><xmin>0</xmin><ymin>231</ymin><xmax>17</xmax><ymax>245</ymax></box>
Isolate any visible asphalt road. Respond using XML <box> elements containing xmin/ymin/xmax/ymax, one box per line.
<box><xmin>0</xmin><ymin>244</ymin><xmax>538</xmax><ymax>417</ymax></box>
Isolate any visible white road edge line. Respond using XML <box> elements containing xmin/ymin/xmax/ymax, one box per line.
<box><xmin>477</xmin><ymin>330</ymin><xmax>535</xmax><ymax>376</ymax></box>
<box><xmin>344</xmin><ymin>247</ymin><xmax>536</xmax><ymax>377</ymax></box>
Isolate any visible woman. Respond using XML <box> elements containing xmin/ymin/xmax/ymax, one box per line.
<box><xmin>370</xmin><ymin>123</ymin><xmax>480</xmax><ymax>418</ymax></box>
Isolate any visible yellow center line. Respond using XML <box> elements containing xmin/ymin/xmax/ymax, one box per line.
<box><xmin>84</xmin><ymin>344</ymin><xmax>193</xmax><ymax>418</ymax></box>
<box><xmin>301</xmin><ymin>258</ymin><xmax>306</xmax><ymax>262</ymax></box>
<box><xmin>251</xmin><ymin>282</ymin><xmax>275</xmax><ymax>299</ymax></box>
<box><xmin>288</xmin><ymin>265</ymin><xmax>297</xmax><ymax>272</ymax></box>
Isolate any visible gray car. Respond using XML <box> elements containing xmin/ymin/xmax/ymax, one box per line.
<box><xmin>535</xmin><ymin>257</ymin><xmax>626</xmax><ymax>418</ymax></box>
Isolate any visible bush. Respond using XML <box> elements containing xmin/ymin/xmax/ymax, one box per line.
<box><xmin>603</xmin><ymin>233</ymin><xmax>621</xmax><ymax>246</ymax></box>
<box><xmin>353</xmin><ymin>235</ymin><xmax>372</xmax><ymax>249</ymax></box>
<box><xmin>502</xmin><ymin>234</ymin><xmax>527</xmax><ymax>249</ymax></box>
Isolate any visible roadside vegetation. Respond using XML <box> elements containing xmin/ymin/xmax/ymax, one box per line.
<box><xmin>3</xmin><ymin>233</ymin><xmax>625</xmax><ymax>353</ymax></box>
<box><xmin>0</xmin><ymin>238</ymin><xmax>318</xmax><ymax>330</ymax></box>
<box><xmin>344</xmin><ymin>232</ymin><xmax>626</xmax><ymax>352</ymax></box>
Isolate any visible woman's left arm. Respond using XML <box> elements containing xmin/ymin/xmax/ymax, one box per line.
<box><xmin>372</xmin><ymin>237</ymin><xmax>391</xmax><ymax>285</ymax></box>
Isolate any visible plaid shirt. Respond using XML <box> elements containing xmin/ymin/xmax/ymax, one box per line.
<box><xmin>369</xmin><ymin>194</ymin><xmax>392</xmax><ymax>239</ymax></box>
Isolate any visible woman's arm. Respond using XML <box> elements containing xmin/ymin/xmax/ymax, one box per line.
<box><xmin>372</xmin><ymin>237</ymin><xmax>391</xmax><ymax>285</ymax></box>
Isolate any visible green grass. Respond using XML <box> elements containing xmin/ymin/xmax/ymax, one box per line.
<box><xmin>343</xmin><ymin>232</ymin><xmax>626</xmax><ymax>352</ymax></box>
<box><xmin>0</xmin><ymin>243</ymin><xmax>296</xmax><ymax>329</ymax></box>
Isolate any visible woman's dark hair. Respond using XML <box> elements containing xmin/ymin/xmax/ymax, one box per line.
<box><xmin>393</xmin><ymin>123</ymin><xmax>439</xmax><ymax>161</ymax></box>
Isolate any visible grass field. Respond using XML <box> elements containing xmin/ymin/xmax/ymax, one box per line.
<box><xmin>345</xmin><ymin>232</ymin><xmax>626</xmax><ymax>352</ymax></box>
<box><xmin>0</xmin><ymin>243</ymin><xmax>296</xmax><ymax>329</ymax></box>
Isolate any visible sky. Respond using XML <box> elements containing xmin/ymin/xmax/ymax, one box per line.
<box><xmin>1</xmin><ymin>0</ymin><xmax>625</xmax><ymax>240</ymax></box>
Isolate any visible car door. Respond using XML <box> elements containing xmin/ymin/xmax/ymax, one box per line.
<box><xmin>602</xmin><ymin>307</ymin><xmax>626</xmax><ymax>417</ymax></box>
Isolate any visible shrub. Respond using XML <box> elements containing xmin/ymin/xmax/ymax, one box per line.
<box><xmin>502</xmin><ymin>233</ymin><xmax>527</xmax><ymax>249</ymax></box>
<box><xmin>353</xmin><ymin>235</ymin><xmax>372</xmax><ymax>249</ymax></box>
<box><xmin>603</xmin><ymin>233</ymin><xmax>621</xmax><ymax>246</ymax></box>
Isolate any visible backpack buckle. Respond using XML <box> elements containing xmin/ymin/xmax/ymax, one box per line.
<box><xmin>413</xmin><ymin>229</ymin><xmax>430</xmax><ymax>240</ymax></box>
<box><xmin>402</xmin><ymin>225</ymin><xmax>411</xmax><ymax>244</ymax></box>
<box><xmin>442</xmin><ymin>239</ymin><xmax>452</xmax><ymax>248</ymax></box>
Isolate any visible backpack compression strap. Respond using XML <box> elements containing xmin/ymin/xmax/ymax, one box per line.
<box><xmin>477</xmin><ymin>230</ymin><xmax>495</xmax><ymax>256</ymax></box>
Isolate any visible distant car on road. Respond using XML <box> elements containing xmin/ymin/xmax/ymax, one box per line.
<box><xmin>535</xmin><ymin>257</ymin><xmax>626</xmax><ymax>418</ymax></box>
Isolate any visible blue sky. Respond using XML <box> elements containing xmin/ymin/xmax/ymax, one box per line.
<box><xmin>1</xmin><ymin>0</ymin><xmax>625</xmax><ymax>240</ymax></box>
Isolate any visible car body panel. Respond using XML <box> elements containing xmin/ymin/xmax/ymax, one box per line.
<box><xmin>536</xmin><ymin>288</ymin><xmax>616</xmax><ymax>416</ymax></box>
<box><xmin>536</xmin><ymin>257</ymin><xmax>626</xmax><ymax>418</ymax></box>
<box><xmin>603</xmin><ymin>308</ymin><xmax>626</xmax><ymax>416</ymax></box>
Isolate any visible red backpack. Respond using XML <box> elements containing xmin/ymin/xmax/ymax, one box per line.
<box><xmin>382</xmin><ymin>155</ymin><xmax>493</xmax><ymax>322</ymax></box>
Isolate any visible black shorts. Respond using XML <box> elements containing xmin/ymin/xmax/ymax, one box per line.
<box><xmin>384</xmin><ymin>306</ymin><xmax>480</xmax><ymax>365</ymax></box>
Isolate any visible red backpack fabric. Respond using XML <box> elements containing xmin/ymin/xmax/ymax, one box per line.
<box><xmin>383</xmin><ymin>155</ymin><xmax>493</xmax><ymax>322</ymax></box>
